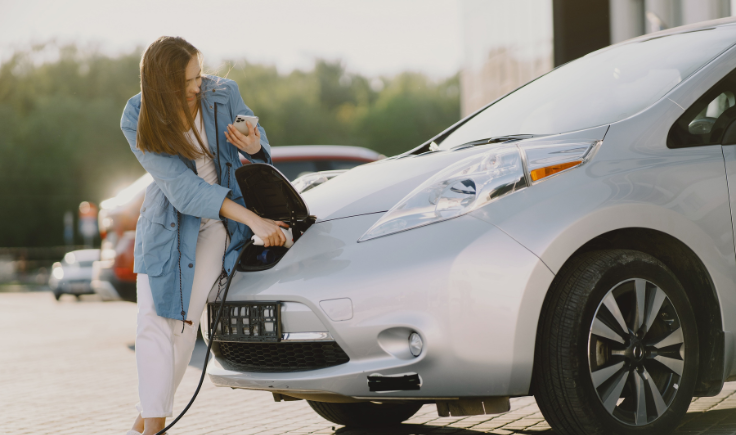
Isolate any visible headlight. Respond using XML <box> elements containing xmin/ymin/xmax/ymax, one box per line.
<box><xmin>359</xmin><ymin>145</ymin><xmax>527</xmax><ymax>242</ymax></box>
<box><xmin>359</xmin><ymin>140</ymin><xmax>599</xmax><ymax>242</ymax></box>
<box><xmin>52</xmin><ymin>263</ymin><xmax>64</xmax><ymax>280</ymax></box>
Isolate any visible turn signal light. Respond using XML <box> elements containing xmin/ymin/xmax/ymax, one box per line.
<box><xmin>530</xmin><ymin>160</ymin><xmax>583</xmax><ymax>182</ymax></box>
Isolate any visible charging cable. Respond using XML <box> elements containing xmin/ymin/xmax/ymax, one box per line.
<box><xmin>155</xmin><ymin>240</ymin><xmax>253</xmax><ymax>435</ymax></box>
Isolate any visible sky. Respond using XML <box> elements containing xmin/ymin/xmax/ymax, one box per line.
<box><xmin>0</xmin><ymin>0</ymin><xmax>464</xmax><ymax>78</ymax></box>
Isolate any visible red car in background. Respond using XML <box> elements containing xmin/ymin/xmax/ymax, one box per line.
<box><xmin>92</xmin><ymin>145</ymin><xmax>382</xmax><ymax>302</ymax></box>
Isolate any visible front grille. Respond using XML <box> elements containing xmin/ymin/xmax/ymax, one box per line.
<box><xmin>208</xmin><ymin>302</ymin><xmax>281</xmax><ymax>343</ymax></box>
<box><xmin>217</xmin><ymin>341</ymin><xmax>350</xmax><ymax>372</ymax></box>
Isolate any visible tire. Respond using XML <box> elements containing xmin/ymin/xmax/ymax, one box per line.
<box><xmin>307</xmin><ymin>400</ymin><xmax>423</xmax><ymax>427</ymax></box>
<box><xmin>533</xmin><ymin>250</ymin><xmax>699</xmax><ymax>435</ymax></box>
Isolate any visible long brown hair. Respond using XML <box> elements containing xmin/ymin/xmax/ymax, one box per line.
<box><xmin>136</xmin><ymin>36</ymin><xmax>211</xmax><ymax>159</ymax></box>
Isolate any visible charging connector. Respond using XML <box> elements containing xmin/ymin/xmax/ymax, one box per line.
<box><xmin>252</xmin><ymin>227</ymin><xmax>294</xmax><ymax>248</ymax></box>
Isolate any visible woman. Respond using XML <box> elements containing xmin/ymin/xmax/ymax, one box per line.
<box><xmin>121</xmin><ymin>36</ymin><xmax>288</xmax><ymax>435</ymax></box>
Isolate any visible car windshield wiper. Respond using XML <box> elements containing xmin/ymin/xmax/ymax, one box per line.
<box><xmin>449</xmin><ymin>134</ymin><xmax>542</xmax><ymax>151</ymax></box>
<box><xmin>394</xmin><ymin>135</ymin><xmax>543</xmax><ymax>160</ymax></box>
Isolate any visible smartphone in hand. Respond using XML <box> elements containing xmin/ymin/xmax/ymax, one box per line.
<box><xmin>234</xmin><ymin>115</ymin><xmax>259</xmax><ymax>136</ymax></box>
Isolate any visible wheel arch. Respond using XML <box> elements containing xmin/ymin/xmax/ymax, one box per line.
<box><xmin>556</xmin><ymin>227</ymin><xmax>725</xmax><ymax>397</ymax></box>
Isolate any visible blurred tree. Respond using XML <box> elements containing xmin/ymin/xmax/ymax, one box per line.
<box><xmin>0</xmin><ymin>45</ymin><xmax>142</xmax><ymax>248</ymax></box>
<box><xmin>353</xmin><ymin>72</ymin><xmax>460</xmax><ymax>155</ymax></box>
<box><xmin>0</xmin><ymin>44</ymin><xmax>460</xmax><ymax>248</ymax></box>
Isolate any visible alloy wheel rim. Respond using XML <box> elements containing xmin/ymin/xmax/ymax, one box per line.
<box><xmin>588</xmin><ymin>278</ymin><xmax>685</xmax><ymax>426</ymax></box>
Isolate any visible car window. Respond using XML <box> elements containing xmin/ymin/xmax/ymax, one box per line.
<box><xmin>668</xmin><ymin>70</ymin><xmax>736</xmax><ymax>148</ymax></box>
<box><xmin>440</xmin><ymin>25</ymin><xmax>736</xmax><ymax>150</ymax></box>
<box><xmin>328</xmin><ymin>160</ymin><xmax>365</xmax><ymax>171</ymax></box>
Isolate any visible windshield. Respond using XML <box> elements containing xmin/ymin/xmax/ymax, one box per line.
<box><xmin>440</xmin><ymin>25</ymin><xmax>736</xmax><ymax>150</ymax></box>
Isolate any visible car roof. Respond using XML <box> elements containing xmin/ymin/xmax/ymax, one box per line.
<box><xmin>621</xmin><ymin>16</ymin><xmax>736</xmax><ymax>45</ymax></box>
<box><xmin>270</xmin><ymin>145</ymin><xmax>383</xmax><ymax>161</ymax></box>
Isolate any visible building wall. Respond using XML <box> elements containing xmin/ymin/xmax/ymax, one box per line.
<box><xmin>459</xmin><ymin>0</ymin><xmax>553</xmax><ymax>117</ymax></box>
<box><xmin>610</xmin><ymin>0</ymin><xmax>645</xmax><ymax>43</ymax></box>
<box><xmin>553</xmin><ymin>0</ymin><xmax>611</xmax><ymax>67</ymax></box>
<box><xmin>461</xmin><ymin>0</ymin><xmax>733</xmax><ymax>116</ymax></box>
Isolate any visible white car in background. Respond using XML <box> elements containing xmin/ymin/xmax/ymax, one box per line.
<box><xmin>49</xmin><ymin>249</ymin><xmax>99</xmax><ymax>301</ymax></box>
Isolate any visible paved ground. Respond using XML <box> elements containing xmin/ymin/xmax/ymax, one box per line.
<box><xmin>3</xmin><ymin>292</ymin><xmax>736</xmax><ymax>435</ymax></box>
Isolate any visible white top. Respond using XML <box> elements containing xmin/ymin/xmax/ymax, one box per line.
<box><xmin>186</xmin><ymin>109</ymin><xmax>219</xmax><ymax>228</ymax></box>
<box><xmin>186</xmin><ymin>110</ymin><xmax>218</xmax><ymax>186</ymax></box>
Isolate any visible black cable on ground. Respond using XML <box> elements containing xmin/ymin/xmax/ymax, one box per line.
<box><xmin>155</xmin><ymin>240</ymin><xmax>253</xmax><ymax>435</ymax></box>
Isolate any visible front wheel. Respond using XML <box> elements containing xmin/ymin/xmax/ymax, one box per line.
<box><xmin>533</xmin><ymin>250</ymin><xmax>699</xmax><ymax>435</ymax></box>
<box><xmin>307</xmin><ymin>400</ymin><xmax>423</xmax><ymax>427</ymax></box>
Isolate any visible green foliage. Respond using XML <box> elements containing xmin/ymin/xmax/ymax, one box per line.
<box><xmin>0</xmin><ymin>45</ymin><xmax>143</xmax><ymax>248</ymax></box>
<box><xmin>354</xmin><ymin>72</ymin><xmax>460</xmax><ymax>155</ymax></box>
<box><xmin>0</xmin><ymin>43</ymin><xmax>459</xmax><ymax>247</ymax></box>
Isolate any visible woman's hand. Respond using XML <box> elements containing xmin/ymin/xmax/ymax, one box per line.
<box><xmin>225</xmin><ymin>121</ymin><xmax>261</xmax><ymax>155</ymax></box>
<box><xmin>248</xmin><ymin>216</ymin><xmax>290</xmax><ymax>247</ymax></box>
<box><xmin>219</xmin><ymin>198</ymin><xmax>289</xmax><ymax>247</ymax></box>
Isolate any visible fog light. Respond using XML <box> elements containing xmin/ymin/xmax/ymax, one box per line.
<box><xmin>409</xmin><ymin>332</ymin><xmax>423</xmax><ymax>357</ymax></box>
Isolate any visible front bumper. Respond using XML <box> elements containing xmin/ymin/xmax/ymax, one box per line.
<box><xmin>207</xmin><ymin>212</ymin><xmax>554</xmax><ymax>399</ymax></box>
<box><xmin>52</xmin><ymin>279</ymin><xmax>94</xmax><ymax>295</ymax></box>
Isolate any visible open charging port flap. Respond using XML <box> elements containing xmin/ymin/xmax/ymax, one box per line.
<box><xmin>235</xmin><ymin>164</ymin><xmax>316</xmax><ymax>271</ymax></box>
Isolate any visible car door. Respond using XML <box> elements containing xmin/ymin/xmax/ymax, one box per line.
<box><xmin>668</xmin><ymin>68</ymin><xmax>736</xmax><ymax>242</ymax></box>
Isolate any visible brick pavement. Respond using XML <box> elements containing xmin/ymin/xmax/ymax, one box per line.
<box><xmin>2</xmin><ymin>292</ymin><xmax>736</xmax><ymax>434</ymax></box>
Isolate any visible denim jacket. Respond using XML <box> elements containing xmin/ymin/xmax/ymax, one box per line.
<box><xmin>120</xmin><ymin>76</ymin><xmax>271</xmax><ymax>321</ymax></box>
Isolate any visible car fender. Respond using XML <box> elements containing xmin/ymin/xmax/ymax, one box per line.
<box><xmin>472</xmin><ymin>131</ymin><xmax>736</xmax><ymax>381</ymax></box>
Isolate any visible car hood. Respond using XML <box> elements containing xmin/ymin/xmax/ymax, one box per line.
<box><xmin>302</xmin><ymin>126</ymin><xmax>609</xmax><ymax>222</ymax></box>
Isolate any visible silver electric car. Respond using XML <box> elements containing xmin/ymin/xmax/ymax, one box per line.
<box><xmin>201</xmin><ymin>18</ymin><xmax>736</xmax><ymax>434</ymax></box>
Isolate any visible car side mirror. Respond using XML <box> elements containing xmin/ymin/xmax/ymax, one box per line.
<box><xmin>688</xmin><ymin>118</ymin><xmax>715</xmax><ymax>135</ymax></box>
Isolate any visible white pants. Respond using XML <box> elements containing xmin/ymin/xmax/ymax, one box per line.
<box><xmin>135</xmin><ymin>218</ymin><xmax>227</xmax><ymax>418</ymax></box>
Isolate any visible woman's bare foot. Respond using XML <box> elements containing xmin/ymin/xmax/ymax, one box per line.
<box><xmin>131</xmin><ymin>413</ymin><xmax>144</xmax><ymax>433</ymax></box>
<box><xmin>142</xmin><ymin>417</ymin><xmax>166</xmax><ymax>435</ymax></box>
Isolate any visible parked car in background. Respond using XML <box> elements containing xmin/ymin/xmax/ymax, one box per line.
<box><xmin>269</xmin><ymin>145</ymin><xmax>382</xmax><ymax>180</ymax></box>
<box><xmin>49</xmin><ymin>249</ymin><xmax>100</xmax><ymax>300</ymax></box>
<box><xmin>92</xmin><ymin>175</ymin><xmax>149</xmax><ymax>302</ymax></box>
<box><xmin>92</xmin><ymin>145</ymin><xmax>382</xmax><ymax>302</ymax></box>
<box><xmin>291</xmin><ymin>170</ymin><xmax>349</xmax><ymax>194</ymax></box>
